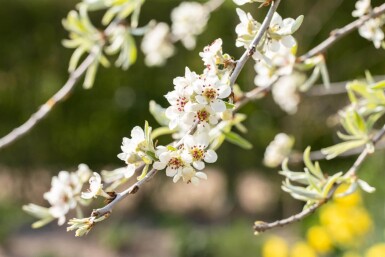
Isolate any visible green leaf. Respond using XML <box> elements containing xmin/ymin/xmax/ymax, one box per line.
<box><xmin>319</xmin><ymin>61</ymin><xmax>330</xmax><ymax>89</ymax></box>
<box><xmin>151</xmin><ymin>127</ymin><xmax>176</xmax><ymax>139</ymax></box>
<box><xmin>137</xmin><ymin>164</ymin><xmax>149</xmax><ymax>181</ymax></box>
<box><xmin>223</xmin><ymin>131</ymin><xmax>253</xmax><ymax>149</ymax></box>
<box><xmin>303</xmin><ymin>147</ymin><xmax>323</xmax><ymax>180</ymax></box>
<box><xmin>371</xmin><ymin>79</ymin><xmax>385</xmax><ymax>89</ymax></box>
<box><xmin>321</xmin><ymin>139</ymin><xmax>367</xmax><ymax>160</ymax></box>
<box><xmin>299</xmin><ymin>65</ymin><xmax>320</xmax><ymax>92</ymax></box>
<box><xmin>149</xmin><ymin>100</ymin><xmax>169</xmax><ymax>126</ymax></box>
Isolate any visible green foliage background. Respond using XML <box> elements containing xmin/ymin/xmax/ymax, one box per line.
<box><xmin>0</xmin><ymin>0</ymin><xmax>384</xmax><ymax>256</ymax></box>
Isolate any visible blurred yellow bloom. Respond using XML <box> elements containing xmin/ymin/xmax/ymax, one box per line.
<box><xmin>343</xmin><ymin>251</ymin><xmax>362</xmax><ymax>257</ymax></box>
<box><xmin>307</xmin><ymin>226</ymin><xmax>332</xmax><ymax>253</ymax></box>
<box><xmin>365</xmin><ymin>243</ymin><xmax>385</xmax><ymax>257</ymax></box>
<box><xmin>334</xmin><ymin>187</ymin><xmax>362</xmax><ymax>207</ymax></box>
<box><xmin>262</xmin><ymin>236</ymin><xmax>289</xmax><ymax>257</ymax></box>
<box><xmin>290</xmin><ymin>242</ymin><xmax>317</xmax><ymax>257</ymax></box>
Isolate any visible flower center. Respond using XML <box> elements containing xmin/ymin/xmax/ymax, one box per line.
<box><xmin>176</xmin><ymin>97</ymin><xmax>188</xmax><ymax>112</ymax></box>
<box><xmin>197</xmin><ymin>109</ymin><xmax>209</xmax><ymax>122</ymax></box>
<box><xmin>190</xmin><ymin>147</ymin><xmax>205</xmax><ymax>161</ymax></box>
<box><xmin>168</xmin><ymin>157</ymin><xmax>184</xmax><ymax>169</ymax></box>
<box><xmin>203</xmin><ymin>87</ymin><xmax>218</xmax><ymax>101</ymax></box>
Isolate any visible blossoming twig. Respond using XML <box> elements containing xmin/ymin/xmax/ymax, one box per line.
<box><xmin>297</xmin><ymin>3</ymin><xmax>385</xmax><ymax>62</ymax></box>
<box><xmin>229</xmin><ymin>0</ymin><xmax>281</xmax><ymax>87</ymax></box>
<box><xmin>254</xmin><ymin>123</ymin><xmax>385</xmax><ymax>233</ymax></box>
<box><xmin>91</xmin><ymin>0</ymin><xmax>284</xmax><ymax>219</ymax></box>
<box><xmin>0</xmin><ymin>48</ymin><xmax>99</xmax><ymax>150</ymax></box>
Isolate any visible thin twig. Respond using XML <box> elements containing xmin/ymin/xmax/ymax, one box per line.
<box><xmin>306</xmin><ymin>75</ymin><xmax>385</xmax><ymax>97</ymax></box>
<box><xmin>230</xmin><ymin>0</ymin><xmax>281</xmax><ymax>87</ymax></box>
<box><xmin>91</xmin><ymin>0</ymin><xmax>283</xmax><ymax>218</ymax></box>
<box><xmin>297</xmin><ymin>3</ymin><xmax>385</xmax><ymax>62</ymax></box>
<box><xmin>0</xmin><ymin>49</ymin><xmax>99</xmax><ymax>150</ymax></box>
<box><xmin>254</xmin><ymin>123</ymin><xmax>385</xmax><ymax>233</ymax></box>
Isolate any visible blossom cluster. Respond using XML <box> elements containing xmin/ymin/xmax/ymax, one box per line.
<box><xmin>118</xmin><ymin>39</ymin><xmax>233</xmax><ymax>185</ymax></box>
<box><xmin>23</xmin><ymin>164</ymin><xmax>92</xmax><ymax>227</ymax></box>
<box><xmin>235</xmin><ymin>8</ymin><xmax>304</xmax><ymax>114</ymax></box>
<box><xmin>141</xmin><ymin>1</ymin><xmax>217</xmax><ymax>66</ymax></box>
<box><xmin>353</xmin><ymin>0</ymin><xmax>385</xmax><ymax>49</ymax></box>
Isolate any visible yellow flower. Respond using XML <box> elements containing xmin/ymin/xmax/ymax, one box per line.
<box><xmin>307</xmin><ymin>226</ymin><xmax>332</xmax><ymax>253</ymax></box>
<box><xmin>262</xmin><ymin>236</ymin><xmax>289</xmax><ymax>257</ymax></box>
<box><xmin>290</xmin><ymin>242</ymin><xmax>317</xmax><ymax>257</ymax></box>
<box><xmin>343</xmin><ymin>251</ymin><xmax>362</xmax><ymax>257</ymax></box>
<box><xmin>365</xmin><ymin>243</ymin><xmax>385</xmax><ymax>257</ymax></box>
<box><xmin>334</xmin><ymin>184</ymin><xmax>362</xmax><ymax>207</ymax></box>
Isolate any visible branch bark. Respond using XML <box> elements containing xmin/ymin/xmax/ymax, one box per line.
<box><xmin>254</xmin><ymin>123</ymin><xmax>385</xmax><ymax>233</ymax></box>
<box><xmin>297</xmin><ymin>3</ymin><xmax>385</xmax><ymax>62</ymax></box>
<box><xmin>0</xmin><ymin>49</ymin><xmax>99</xmax><ymax>150</ymax></box>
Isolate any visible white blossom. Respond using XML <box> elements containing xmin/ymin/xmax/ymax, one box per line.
<box><xmin>352</xmin><ymin>0</ymin><xmax>371</xmax><ymax>17</ymax></box>
<box><xmin>358</xmin><ymin>18</ymin><xmax>385</xmax><ymax>49</ymax></box>
<box><xmin>233</xmin><ymin>0</ymin><xmax>266</xmax><ymax>5</ymax></box>
<box><xmin>43</xmin><ymin>164</ymin><xmax>92</xmax><ymax>225</ymax></box>
<box><xmin>254</xmin><ymin>46</ymin><xmax>296</xmax><ymax>87</ymax></box>
<box><xmin>165</xmin><ymin>67</ymin><xmax>197</xmax><ymax>129</ymax></box>
<box><xmin>81</xmin><ymin>172</ymin><xmax>106</xmax><ymax>199</ymax></box>
<box><xmin>264</xmin><ymin>133</ymin><xmax>294</xmax><ymax>168</ymax></box>
<box><xmin>153</xmin><ymin>146</ymin><xmax>192</xmax><ymax>180</ymax></box>
<box><xmin>193</xmin><ymin>75</ymin><xmax>231</xmax><ymax>113</ymax></box>
<box><xmin>102</xmin><ymin>165</ymin><xmax>136</xmax><ymax>184</ymax></box>
<box><xmin>183</xmin><ymin>103</ymin><xmax>219</xmax><ymax>130</ymax></box>
<box><xmin>183</xmin><ymin>134</ymin><xmax>218</xmax><ymax>170</ymax></box>
<box><xmin>171</xmin><ymin>2</ymin><xmax>209</xmax><ymax>49</ymax></box>
<box><xmin>141</xmin><ymin>22</ymin><xmax>175</xmax><ymax>66</ymax></box>
<box><xmin>271</xmin><ymin>74</ymin><xmax>303</xmax><ymax>114</ymax></box>
<box><xmin>266</xmin><ymin>12</ymin><xmax>297</xmax><ymax>52</ymax></box>
<box><xmin>117</xmin><ymin>125</ymin><xmax>154</xmax><ymax>164</ymax></box>
<box><xmin>235</xmin><ymin>8</ymin><xmax>261</xmax><ymax>49</ymax></box>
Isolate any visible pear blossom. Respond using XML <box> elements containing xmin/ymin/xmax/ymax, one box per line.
<box><xmin>264</xmin><ymin>133</ymin><xmax>294</xmax><ymax>168</ymax></box>
<box><xmin>254</xmin><ymin>46</ymin><xmax>296</xmax><ymax>87</ymax></box>
<box><xmin>193</xmin><ymin>75</ymin><xmax>231</xmax><ymax>113</ymax></box>
<box><xmin>117</xmin><ymin>124</ymin><xmax>154</xmax><ymax>165</ymax></box>
<box><xmin>235</xmin><ymin>8</ymin><xmax>262</xmax><ymax>49</ymax></box>
<box><xmin>352</xmin><ymin>0</ymin><xmax>371</xmax><ymax>17</ymax></box>
<box><xmin>358</xmin><ymin>18</ymin><xmax>385</xmax><ymax>49</ymax></box>
<box><xmin>199</xmin><ymin>39</ymin><xmax>234</xmax><ymax>76</ymax></box>
<box><xmin>176</xmin><ymin>167</ymin><xmax>208</xmax><ymax>185</ymax></box>
<box><xmin>266</xmin><ymin>12</ymin><xmax>298</xmax><ymax>52</ymax></box>
<box><xmin>183</xmin><ymin>103</ymin><xmax>219</xmax><ymax>130</ymax></box>
<box><xmin>141</xmin><ymin>22</ymin><xmax>175</xmax><ymax>66</ymax></box>
<box><xmin>82</xmin><ymin>172</ymin><xmax>112</xmax><ymax>199</ymax></box>
<box><xmin>183</xmin><ymin>134</ymin><xmax>218</xmax><ymax>170</ymax></box>
<box><xmin>165</xmin><ymin>67</ymin><xmax>197</xmax><ymax>129</ymax></box>
<box><xmin>153</xmin><ymin>146</ymin><xmax>192</xmax><ymax>179</ymax></box>
<box><xmin>272</xmin><ymin>74</ymin><xmax>304</xmax><ymax>114</ymax></box>
<box><xmin>171</xmin><ymin>2</ymin><xmax>210</xmax><ymax>49</ymax></box>
<box><xmin>102</xmin><ymin>165</ymin><xmax>136</xmax><ymax>184</ymax></box>
<box><xmin>41</xmin><ymin>164</ymin><xmax>92</xmax><ymax>225</ymax></box>
<box><xmin>233</xmin><ymin>0</ymin><xmax>266</xmax><ymax>5</ymax></box>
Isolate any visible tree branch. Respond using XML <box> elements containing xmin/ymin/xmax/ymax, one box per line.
<box><xmin>0</xmin><ymin>49</ymin><xmax>99</xmax><ymax>150</ymax></box>
<box><xmin>91</xmin><ymin>0</ymin><xmax>283</xmax><ymax>218</ymax></box>
<box><xmin>254</xmin><ymin>123</ymin><xmax>385</xmax><ymax>233</ymax></box>
<box><xmin>297</xmin><ymin>3</ymin><xmax>385</xmax><ymax>62</ymax></box>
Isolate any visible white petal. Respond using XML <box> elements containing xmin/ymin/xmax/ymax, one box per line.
<box><xmin>166</xmin><ymin>167</ymin><xmax>178</xmax><ymax>177</ymax></box>
<box><xmin>281</xmin><ymin>35</ymin><xmax>296</xmax><ymax>48</ymax></box>
<box><xmin>193</xmin><ymin>161</ymin><xmax>205</xmax><ymax>170</ymax></box>
<box><xmin>269</xmin><ymin>40</ymin><xmax>280</xmax><ymax>52</ymax></box>
<box><xmin>195</xmin><ymin>171</ymin><xmax>207</xmax><ymax>180</ymax></box>
<box><xmin>153</xmin><ymin>161</ymin><xmax>167</xmax><ymax>170</ymax></box>
<box><xmin>204</xmin><ymin>149</ymin><xmax>218</xmax><ymax>163</ymax></box>
<box><xmin>196</xmin><ymin>95</ymin><xmax>208</xmax><ymax>105</ymax></box>
<box><xmin>131</xmin><ymin>126</ymin><xmax>144</xmax><ymax>140</ymax></box>
<box><xmin>211</xmin><ymin>100</ymin><xmax>226</xmax><ymax>112</ymax></box>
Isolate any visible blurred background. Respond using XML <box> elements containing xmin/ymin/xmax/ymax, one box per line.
<box><xmin>0</xmin><ymin>0</ymin><xmax>385</xmax><ymax>256</ymax></box>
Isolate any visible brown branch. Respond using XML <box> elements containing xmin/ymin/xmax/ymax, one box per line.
<box><xmin>91</xmin><ymin>0</ymin><xmax>283</xmax><ymax>218</ymax></box>
<box><xmin>297</xmin><ymin>3</ymin><xmax>385</xmax><ymax>62</ymax></box>
<box><xmin>0</xmin><ymin>49</ymin><xmax>99</xmax><ymax>150</ymax></box>
<box><xmin>254</xmin><ymin>123</ymin><xmax>385</xmax><ymax>233</ymax></box>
